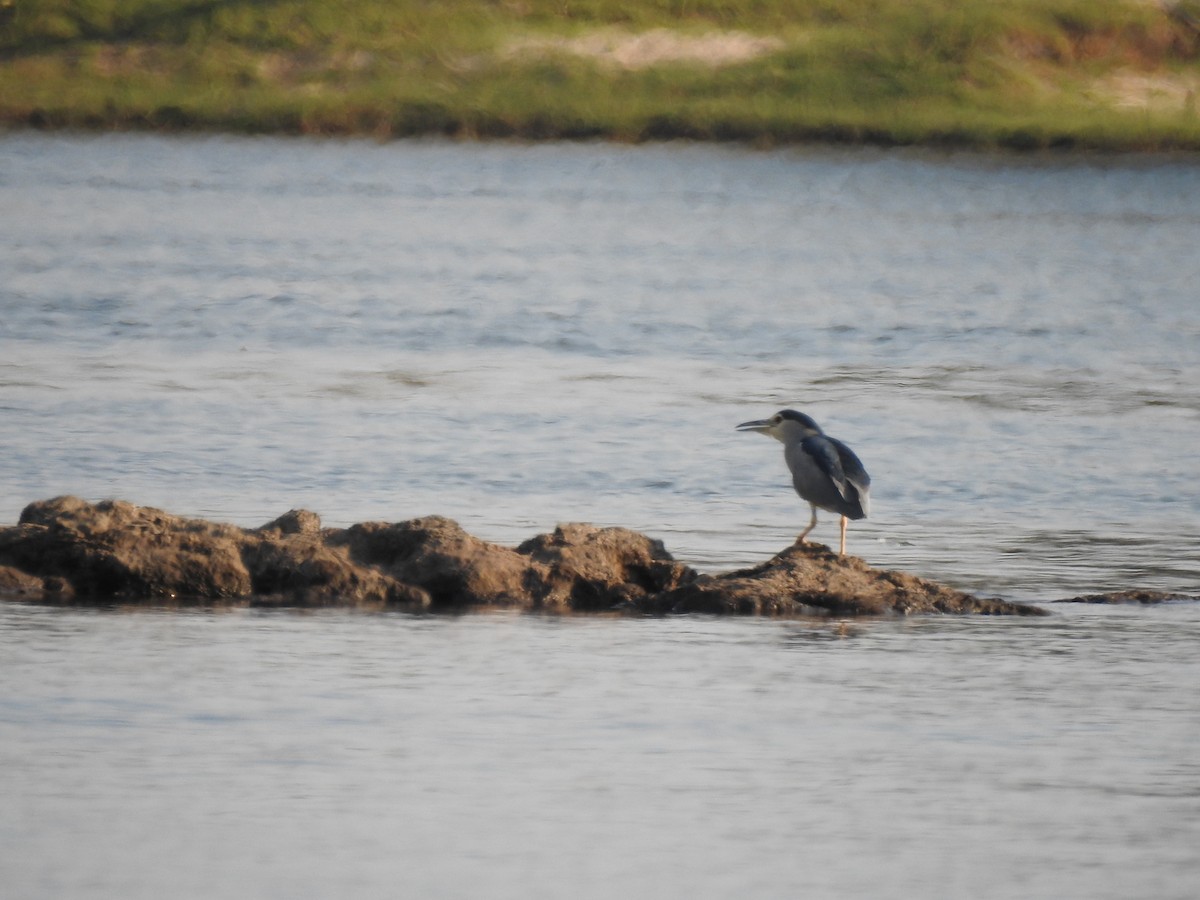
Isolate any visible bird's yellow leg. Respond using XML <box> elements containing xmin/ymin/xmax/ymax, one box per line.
<box><xmin>797</xmin><ymin>505</ymin><xmax>819</xmax><ymax>545</ymax></box>
<box><xmin>839</xmin><ymin>515</ymin><xmax>848</xmax><ymax>556</ymax></box>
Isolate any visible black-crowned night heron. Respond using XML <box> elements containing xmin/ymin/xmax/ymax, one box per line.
<box><xmin>737</xmin><ymin>409</ymin><xmax>871</xmax><ymax>556</ymax></box>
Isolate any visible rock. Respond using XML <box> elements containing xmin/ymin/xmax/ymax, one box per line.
<box><xmin>333</xmin><ymin>516</ymin><xmax>537</xmax><ymax>610</ymax></box>
<box><xmin>518</xmin><ymin>523</ymin><xmax>696</xmax><ymax>611</ymax></box>
<box><xmin>0</xmin><ymin>496</ymin><xmax>1043</xmax><ymax>615</ymax></box>
<box><xmin>257</xmin><ymin>508</ymin><xmax>323</xmax><ymax>537</ymax></box>
<box><xmin>242</xmin><ymin>528</ymin><xmax>428</xmax><ymax>609</ymax></box>
<box><xmin>6</xmin><ymin>496</ymin><xmax>253</xmax><ymax>600</ymax></box>
<box><xmin>0</xmin><ymin>565</ymin><xmax>46</xmax><ymax>597</ymax></box>
<box><xmin>646</xmin><ymin>542</ymin><xmax>1039</xmax><ymax>616</ymax></box>
<box><xmin>333</xmin><ymin>519</ymin><xmax>697</xmax><ymax>612</ymax></box>
<box><xmin>0</xmin><ymin>497</ymin><xmax>425</xmax><ymax>608</ymax></box>
<box><xmin>1054</xmin><ymin>590</ymin><xmax>1199</xmax><ymax>604</ymax></box>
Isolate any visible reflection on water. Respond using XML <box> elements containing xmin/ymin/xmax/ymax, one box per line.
<box><xmin>2</xmin><ymin>603</ymin><xmax>1198</xmax><ymax>900</ymax></box>
<box><xmin>2</xmin><ymin>135</ymin><xmax>1197</xmax><ymax>601</ymax></box>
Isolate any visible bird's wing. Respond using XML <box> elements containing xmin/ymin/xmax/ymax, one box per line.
<box><xmin>828</xmin><ymin>437</ymin><xmax>871</xmax><ymax>514</ymax></box>
<box><xmin>801</xmin><ymin>435</ymin><xmax>853</xmax><ymax>500</ymax></box>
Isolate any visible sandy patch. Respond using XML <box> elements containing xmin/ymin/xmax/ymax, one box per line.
<box><xmin>1092</xmin><ymin>70</ymin><xmax>1199</xmax><ymax>111</ymax></box>
<box><xmin>504</xmin><ymin>28</ymin><xmax>786</xmax><ymax>70</ymax></box>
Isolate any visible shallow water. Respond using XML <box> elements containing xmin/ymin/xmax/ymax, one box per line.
<box><xmin>2</xmin><ymin>134</ymin><xmax>1198</xmax><ymax>600</ymax></box>
<box><xmin>2</xmin><ymin>602</ymin><xmax>1199</xmax><ymax>900</ymax></box>
<box><xmin>2</xmin><ymin>134</ymin><xmax>1199</xmax><ymax>898</ymax></box>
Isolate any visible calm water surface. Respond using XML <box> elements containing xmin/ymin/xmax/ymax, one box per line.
<box><xmin>2</xmin><ymin>135</ymin><xmax>1199</xmax><ymax>897</ymax></box>
<box><xmin>2</xmin><ymin>602</ymin><xmax>1199</xmax><ymax>900</ymax></box>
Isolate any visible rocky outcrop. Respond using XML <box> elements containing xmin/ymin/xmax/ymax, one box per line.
<box><xmin>0</xmin><ymin>496</ymin><xmax>1042</xmax><ymax>616</ymax></box>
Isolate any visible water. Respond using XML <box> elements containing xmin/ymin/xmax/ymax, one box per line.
<box><xmin>2</xmin><ymin>134</ymin><xmax>1198</xmax><ymax>599</ymax></box>
<box><xmin>2</xmin><ymin>134</ymin><xmax>1200</xmax><ymax>897</ymax></box>
<box><xmin>2</xmin><ymin>603</ymin><xmax>1199</xmax><ymax>900</ymax></box>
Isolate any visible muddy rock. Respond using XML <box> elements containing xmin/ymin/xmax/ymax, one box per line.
<box><xmin>0</xmin><ymin>565</ymin><xmax>46</xmax><ymax>598</ymax></box>
<box><xmin>0</xmin><ymin>496</ymin><xmax>1044</xmax><ymax>615</ymax></box>
<box><xmin>0</xmin><ymin>497</ymin><xmax>424</xmax><ymax>607</ymax></box>
<box><xmin>518</xmin><ymin>523</ymin><xmax>697</xmax><ymax>611</ymax></box>
<box><xmin>247</xmin><ymin>507</ymin><xmax>430</xmax><ymax>607</ymax></box>
<box><xmin>646</xmin><ymin>542</ymin><xmax>1038</xmax><ymax>616</ymax></box>
<box><xmin>332</xmin><ymin>516</ymin><xmax>540</xmax><ymax>610</ymax></box>
<box><xmin>242</xmin><ymin>528</ymin><xmax>428</xmax><ymax>608</ymax></box>
<box><xmin>257</xmin><ymin>508</ymin><xmax>323</xmax><ymax>538</ymax></box>
<box><xmin>5</xmin><ymin>496</ymin><xmax>253</xmax><ymax>600</ymax></box>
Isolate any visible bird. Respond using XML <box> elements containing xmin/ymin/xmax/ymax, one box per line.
<box><xmin>736</xmin><ymin>409</ymin><xmax>871</xmax><ymax>556</ymax></box>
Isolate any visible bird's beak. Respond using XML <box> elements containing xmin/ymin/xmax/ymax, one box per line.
<box><xmin>736</xmin><ymin>418</ymin><xmax>772</xmax><ymax>433</ymax></box>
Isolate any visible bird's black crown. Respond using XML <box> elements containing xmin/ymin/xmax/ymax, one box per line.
<box><xmin>776</xmin><ymin>409</ymin><xmax>822</xmax><ymax>432</ymax></box>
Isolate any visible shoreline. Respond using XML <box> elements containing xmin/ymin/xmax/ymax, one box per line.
<box><xmin>8</xmin><ymin>120</ymin><xmax>1200</xmax><ymax>157</ymax></box>
<box><xmin>4</xmin><ymin>2</ymin><xmax>1200</xmax><ymax>155</ymax></box>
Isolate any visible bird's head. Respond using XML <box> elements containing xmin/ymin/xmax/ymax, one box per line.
<box><xmin>736</xmin><ymin>409</ymin><xmax>823</xmax><ymax>443</ymax></box>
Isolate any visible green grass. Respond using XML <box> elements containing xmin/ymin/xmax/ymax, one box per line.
<box><xmin>2</xmin><ymin>0</ymin><xmax>1200</xmax><ymax>150</ymax></box>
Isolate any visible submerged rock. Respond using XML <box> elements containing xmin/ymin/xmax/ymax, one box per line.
<box><xmin>1055</xmin><ymin>590</ymin><xmax>1200</xmax><ymax>604</ymax></box>
<box><xmin>0</xmin><ymin>496</ymin><xmax>1041</xmax><ymax>616</ymax></box>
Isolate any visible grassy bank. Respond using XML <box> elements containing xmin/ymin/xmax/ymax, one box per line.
<box><xmin>3</xmin><ymin>0</ymin><xmax>1200</xmax><ymax>150</ymax></box>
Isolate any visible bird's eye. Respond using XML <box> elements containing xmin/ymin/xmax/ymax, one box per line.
<box><xmin>772</xmin><ymin>415</ymin><xmax>782</xmax><ymax>424</ymax></box>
